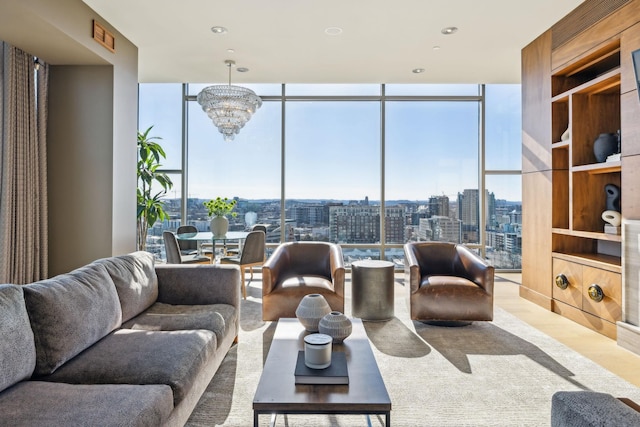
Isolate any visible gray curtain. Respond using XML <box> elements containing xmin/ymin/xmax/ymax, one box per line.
<box><xmin>0</xmin><ymin>42</ymin><xmax>49</xmax><ymax>283</ymax></box>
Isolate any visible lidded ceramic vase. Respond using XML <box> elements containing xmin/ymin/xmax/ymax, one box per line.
<box><xmin>319</xmin><ymin>311</ymin><xmax>353</xmax><ymax>343</ymax></box>
<box><xmin>295</xmin><ymin>294</ymin><xmax>331</xmax><ymax>332</ymax></box>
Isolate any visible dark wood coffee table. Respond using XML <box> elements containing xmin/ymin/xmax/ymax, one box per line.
<box><xmin>252</xmin><ymin>318</ymin><xmax>391</xmax><ymax>426</ymax></box>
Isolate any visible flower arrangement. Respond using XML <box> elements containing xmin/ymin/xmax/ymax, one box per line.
<box><xmin>204</xmin><ymin>197</ymin><xmax>238</xmax><ymax>218</ymax></box>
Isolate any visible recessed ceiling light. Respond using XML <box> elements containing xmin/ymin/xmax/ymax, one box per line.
<box><xmin>237</xmin><ymin>67</ymin><xmax>249</xmax><ymax>73</ymax></box>
<box><xmin>412</xmin><ymin>68</ymin><xmax>425</xmax><ymax>74</ymax></box>
<box><xmin>227</xmin><ymin>48</ymin><xmax>235</xmax><ymax>54</ymax></box>
<box><xmin>433</xmin><ymin>45</ymin><xmax>441</xmax><ymax>51</ymax></box>
<box><xmin>441</xmin><ymin>26</ymin><xmax>458</xmax><ymax>35</ymax></box>
<box><xmin>325</xmin><ymin>27</ymin><xmax>343</xmax><ymax>36</ymax></box>
<box><xmin>211</xmin><ymin>26</ymin><xmax>228</xmax><ymax>34</ymax></box>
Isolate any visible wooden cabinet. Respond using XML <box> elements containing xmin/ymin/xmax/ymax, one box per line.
<box><xmin>549</xmin><ymin>42</ymin><xmax>623</xmax><ymax>338</ymax></box>
<box><xmin>552</xmin><ymin>256</ymin><xmax>621</xmax><ymax>338</ymax></box>
<box><xmin>521</xmin><ymin>0</ymin><xmax>640</xmax><ymax>340</ymax></box>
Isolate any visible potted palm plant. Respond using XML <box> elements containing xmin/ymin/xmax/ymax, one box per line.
<box><xmin>137</xmin><ymin>126</ymin><xmax>173</xmax><ymax>250</ymax></box>
<box><xmin>204</xmin><ymin>197</ymin><xmax>237</xmax><ymax>236</ymax></box>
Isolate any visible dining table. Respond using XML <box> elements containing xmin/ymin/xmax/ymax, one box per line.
<box><xmin>176</xmin><ymin>231</ymin><xmax>250</xmax><ymax>262</ymax></box>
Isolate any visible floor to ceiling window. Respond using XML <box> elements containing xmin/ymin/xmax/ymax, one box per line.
<box><xmin>285</xmin><ymin>100</ymin><xmax>380</xmax><ymax>247</ymax></box>
<box><xmin>186</xmin><ymin>83</ymin><xmax>281</xmax><ymax>242</ymax></box>
<box><xmin>138</xmin><ymin>83</ymin><xmax>523</xmax><ymax>270</ymax></box>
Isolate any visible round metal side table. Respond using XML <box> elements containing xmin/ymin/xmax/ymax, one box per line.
<box><xmin>351</xmin><ymin>260</ymin><xmax>395</xmax><ymax>321</ymax></box>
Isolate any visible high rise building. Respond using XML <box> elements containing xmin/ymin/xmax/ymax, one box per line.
<box><xmin>289</xmin><ymin>204</ymin><xmax>328</xmax><ymax>226</ymax></box>
<box><xmin>428</xmin><ymin>195</ymin><xmax>449</xmax><ymax>218</ymax></box>
<box><xmin>329</xmin><ymin>205</ymin><xmax>404</xmax><ymax>244</ymax></box>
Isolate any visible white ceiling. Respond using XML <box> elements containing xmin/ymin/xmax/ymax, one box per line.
<box><xmin>81</xmin><ymin>0</ymin><xmax>584</xmax><ymax>84</ymax></box>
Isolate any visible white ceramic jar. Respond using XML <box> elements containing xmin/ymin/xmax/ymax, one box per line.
<box><xmin>295</xmin><ymin>294</ymin><xmax>331</xmax><ymax>332</ymax></box>
<box><xmin>318</xmin><ymin>311</ymin><xmax>353</xmax><ymax>343</ymax></box>
<box><xmin>304</xmin><ymin>333</ymin><xmax>332</xmax><ymax>369</ymax></box>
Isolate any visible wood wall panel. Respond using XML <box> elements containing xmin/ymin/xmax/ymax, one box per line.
<box><xmin>621</xmin><ymin>91</ymin><xmax>640</xmax><ymax>155</ymax></box>
<box><xmin>522</xmin><ymin>31</ymin><xmax>552</xmax><ymax>174</ymax></box>
<box><xmin>521</xmin><ymin>171</ymin><xmax>553</xmax><ymax>305</ymax></box>
<box><xmin>552</xmin><ymin>0</ymin><xmax>640</xmax><ymax>71</ymax></box>
<box><xmin>622</xmin><ymin>154</ymin><xmax>640</xmax><ymax>217</ymax></box>
<box><xmin>552</xmin><ymin>0</ymin><xmax>630</xmax><ymax>50</ymax></box>
<box><xmin>621</xmin><ymin>22</ymin><xmax>640</xmax><ymax>93</ymax></box>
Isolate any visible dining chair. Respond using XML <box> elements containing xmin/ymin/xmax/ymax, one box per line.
<box><xmin>176</xmin><ymin>225</ymin><xmax>213</xmax><ymax>256</ymax></box>
<box><xmin>219</xmin><ymin>230</ymin><xmax>266</xmax><ymax>299</ymax></box>
<box><xmin>176</xmin><ymin>225</ymin><xmax>198</xmax><ymax>255</ymax></box>
<box><xmin>163</xmin><ymin>231</ymin><xmax>211</xmax><ymax>264</ymax></box>
<box><xmin>226</xmin><ymin>223</ymin><xmax>267</xmax><ymax>256</ymax></box>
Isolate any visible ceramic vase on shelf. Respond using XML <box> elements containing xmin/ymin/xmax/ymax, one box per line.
<box><xmin>210</xmin><ymin>216</ymin><xmax>229</xmax><ymax>237</ymax></box>
<box><xmin>593</xmin><ymin>132</ymin><xmax>619</xmax><ymax>162</ymax></box>
<box><xmin>295</xmin><ymin>294</ymin><xmax>331</xmax><ymax>332</ymax></box>
<box><xmin>318</xmin><ymin>311</ymin><xmax>352</xmax><ymax>343</ymax></box>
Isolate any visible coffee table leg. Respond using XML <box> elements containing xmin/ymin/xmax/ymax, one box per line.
<box><xmin>386</xmin><ymin>412</ymin><xmax>390</xmax><ymax>426</ymax></box>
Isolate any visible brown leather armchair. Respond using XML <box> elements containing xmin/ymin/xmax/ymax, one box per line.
<box><xmin>262</xmin><ymin>242</ymin><xmax>345</xmax><ymax>321</ymax></box>
<box><xmin>404</xmin><ymin>242</ymin><xmax>494</xmax><ymax>324</ymax></box>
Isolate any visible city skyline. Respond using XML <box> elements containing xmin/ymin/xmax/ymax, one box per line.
<box><xmin>139</xmin><ymin>83</ymin><xmax>522</xmax><ymax>203</ymax></box>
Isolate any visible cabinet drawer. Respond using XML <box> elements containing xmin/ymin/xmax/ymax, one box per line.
<box><xmin>582</xmin><ymin>266</ymin><xmax>622</xmax><ymax>323</ymax></box>
<box><xmin>552</xmin><ymin>258</ymin><xmax>582</xmax><ymax>309</ymax></box>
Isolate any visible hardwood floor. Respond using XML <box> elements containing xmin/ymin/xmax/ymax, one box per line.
<box><xmin>495</xmin><ymin>273</ymin><xmax>640</xmax><ymax>387</ymax></box>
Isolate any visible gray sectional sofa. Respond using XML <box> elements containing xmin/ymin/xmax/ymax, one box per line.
<box><xmin>551</xmin><ymin>391</ymin><xmax>640</xmax><ymax>427</ymax></box>
<box><xmin>0</xmin><ymin>251</ymin><xmax>241</xmax><ymax>427</ymax></box>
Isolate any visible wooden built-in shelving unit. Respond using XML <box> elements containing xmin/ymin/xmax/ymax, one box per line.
<box><xmin>521</xmin><ymin>0</ymin><xmax>640</xmax><ymax>341</ymax></box>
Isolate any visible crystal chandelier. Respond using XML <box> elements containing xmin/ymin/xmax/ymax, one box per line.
<box><xmin>196</xmin><ymin>60</ymin><xmax>262</xmax><ymax>141</ymax></box>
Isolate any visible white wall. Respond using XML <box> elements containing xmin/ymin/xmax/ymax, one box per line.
<box><xmin>0</xmin><ymin>0</ymin><xmax>139</xmax><ymax>275</ymax></box>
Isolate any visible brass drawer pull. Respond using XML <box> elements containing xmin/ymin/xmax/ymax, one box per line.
<box><xmin>555</xmin><ymin>274</ymin><xmax>569</xmax><ymax>290</ymax></box>
<box><xmin>588</xmin><ymin>284</ymin><xmax>604</xmax><ymax>302</ymax></box>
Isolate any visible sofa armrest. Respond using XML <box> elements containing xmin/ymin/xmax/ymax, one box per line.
<box><xmin>155</xmin><ymin>264</ymin><xmax>241</xmax><ymax>308</ymax></box>
<box><xmin>262</xmin><ymin>244</ymin><xmax>289</xmax><ymax>296</ymax></box>
<box><xmin>455</xmin><ymin>245</ymin><xmax>494</xmax><ymax>296</ymax></box>
<box><xmin>551</xmin><ymin>391</ymin><xmax>640</xmax><ymax>427</ymax></box>
<box><xmin>403</xmin><ymin>243</ymin><xmax>421</xmax><ymax>295</ymax></box>
<box><xmin>329</xmin><ymin>244</ymin><xmax>345</xmax><ymax>298</ymax></box>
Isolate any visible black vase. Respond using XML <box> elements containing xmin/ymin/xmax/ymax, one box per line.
<box><xmin>605</xmin><ymin>183</ymin><xmax>621</xmax><ymax>212</ymax></box>
<box><xmin>593</xmin><ymin>133</ymin><xmax>619</xmax><ymax>162</ymax></box>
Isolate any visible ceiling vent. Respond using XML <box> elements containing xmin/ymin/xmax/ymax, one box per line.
<box><xmin>551</xmin><ymin>0</ymin><xmax>629</xmax><ymax>50</ymax></box>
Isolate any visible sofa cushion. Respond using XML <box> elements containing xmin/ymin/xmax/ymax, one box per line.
<box><xmin>94</xmin><ymin>251</ymin><xmax>158</xmax><ymax>322</ymax></box>
<box><xmin>23</xmin><ymin>262</ymin><xmax>122</xmax><ymax>376</ymax></box>
<box><xmin>121</xmin><ymin>302</ymin><xmax>237</xmax><ymax>348</ymax></box>
<box><xmin>551</xmin><ymin>391</ymin><xmax>640</xmax><ymax>427</ymax></box>
<box><xmin>0</xmin><ymin>381</ymin><xmax>173</xmax><ymax>427</ymax></box>
<box><xmin>42</xmin><ymin>328</ymin><xmax>217</xmax><ymax>405</ymax></box>
<box><xmin>0</xmin><ymin>285</ymin><xmax>36</xmax><ymax>392</ymax></box>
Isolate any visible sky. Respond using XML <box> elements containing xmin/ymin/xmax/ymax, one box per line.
<box><xmin>139</xmin><ymin>83</ymin><xmax>522</xmax><ymax>203</ymax></box>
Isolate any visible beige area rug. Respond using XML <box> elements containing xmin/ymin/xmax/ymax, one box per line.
<box><xmin>186</xmin><ymin>277</ymin><xmax>640</xmax><ymax>426</ymax></box>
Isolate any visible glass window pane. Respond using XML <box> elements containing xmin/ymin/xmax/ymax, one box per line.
<box><xmin>138</xmin><ymin>84</ymin><xmax>183</xmax><ymax>170</ymax></box>
<box><xmin>485</xmin><ymin>174</ymin><xmax>522</xmax><ymax>269</ymax></box>
<box><xmin>485</xmin><ymin>84</ymin><xmax>522</xmax><ymax>170</ymax></box>
<box><xmin>188</xmin><ymin>83</ymin><xmax>282</xmax><ymax>97</ymax></box>
<box><xmin>385</xmin><ymin>84</ymin><xmax>480</xmax><ymax>96</ymax></box>
<box><xmin>285</xmin><ymin>101</ymin><xmax>381</xmax><ymax>244</ymax></box>
<box><xmin>386</xmin><ymin>101</ymin><xmax>479</xmax><ymax>244</ymax></box>
<box><xmin>145</xmin><ymin>173</ymin><xmax>182</xmax><ymax>261</ymax></box>
<box><xmin>286</xmin><ymin>84</ymin><xmax>380</xmax><ymax>96</ymax></box>
<box><xmin>187</xmin><ymin>100</ymin><xmax>281</xmax><ymax>237</ymax></box>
